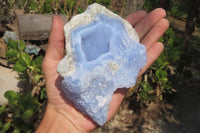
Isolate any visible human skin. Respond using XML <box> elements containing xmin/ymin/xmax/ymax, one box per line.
<box><xmin>36</xmin><ymin>8</ymin><xmax>169</xmax><ymax>133</ymax></box>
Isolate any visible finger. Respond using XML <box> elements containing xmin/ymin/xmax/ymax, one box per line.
<box><xmin>45</xmin><ymin>15</ymin><xmax>65</xmax><ymax>62</ymax></box>
<box><xmin>107</xmin><ymin>88</ymin><xmax>128</xmax><ymax>121</ymax></box>
<box><xmin>138</xmin><ymin>42</ymin><xmax>164</xmax><ymax>77</ymax></box>
<box><xmin>141</xmin><ymin>18</ymin><xmax>169</xmax><ymax>50</ymax></box>
<box><xmin>135</xmin><ymin>8</ymin><xmax>166</xmax><ymax>40</ymax></box>
<box><xmin>125</xmin><ymin>10</ymin><xmax>147</xmax><ymax>27</ymax></box>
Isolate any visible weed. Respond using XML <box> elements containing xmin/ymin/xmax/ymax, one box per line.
<box><xmin>138</xmin><ymin>27</ymin><xmax>182</xmax><ymax>102</ymax></box>
<box><xmin>0</xmin><ymin>39</ymin><xmax>46</xmax><ymax>132</ymax></box>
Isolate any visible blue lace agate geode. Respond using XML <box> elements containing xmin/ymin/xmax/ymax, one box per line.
<box><xmin>57</xmin><ymin>3</ymin><xmax>147</xmax><ymax>126</ymax></box>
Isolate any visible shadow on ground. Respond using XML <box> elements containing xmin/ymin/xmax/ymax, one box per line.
<box><xmin>162</xmin><ymin>73</ymin><xmax>200</xmax><ymax>133</ymax></box>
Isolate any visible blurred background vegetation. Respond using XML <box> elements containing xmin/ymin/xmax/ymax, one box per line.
<box><xmin>0</xmin><ymin>0</ymin><xmax>200</xmax><ymax>132</ymax></box>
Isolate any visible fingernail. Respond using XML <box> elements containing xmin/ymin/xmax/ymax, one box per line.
<box><xmin>157</xmin><ymin>8</ymin><xmax>166</xmax><ymax>16</ymax></box>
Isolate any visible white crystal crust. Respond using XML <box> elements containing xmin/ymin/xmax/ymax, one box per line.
<box><xmin>57</xmin><ymin>3</ymin><xmax>139</xmax><ymax>77</ymax></box>
<box><xmin>56</xmin><ymin>3</ymin><xmax>147</xmax><ymax>126</ymax></box>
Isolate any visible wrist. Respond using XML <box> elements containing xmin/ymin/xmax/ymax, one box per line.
<box><xmin>36</xmin><ymin>104</ymin><xmax>83</xmax><ymax>133</ymax></box>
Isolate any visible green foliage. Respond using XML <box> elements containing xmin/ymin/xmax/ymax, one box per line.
<box><xmin>78</xmin><ymin>7</ymin><xmax>84</xmax><ymax>13</ymax></box>
<box><xmin>91</xmin><ymin>0</ymin><xmax>111</xmax><ymax>7</ymax></box>
<box><xmin>4</xmin><ymin>91</ymin><xmax>40</xmax><ymax>114</ymax></box>
<box><xmin>177</xmin><ymin>36</ymin><xmax>199</xmax><ymax>79</ymax></box>
<box><xmin>40</xmin><ymin>88</ymin><xmax>47</xmax><ymax>100</ymax></box>
<box><xmin>22</xmin><ymin>109</ymin><xmax>34</xmax><ymax>120</ymax></box>
<box><xmin>4</xmin><ymin>91</ymin><xmax>20</xmax><ymax>109</ymax></box>
<box><xmin>3</xmin><ymin>39</ymin><xmax>46</xmax><ymax>132</ymax></box>
<box><xmin>139</xmin><ymin>81</ymin><xmax>155</xmax><ymax>101</ymax></box>
<box><xmin>14</xmin><ymin>53</ymin><xmax>31</xmax><ymax>72</ymax></box>
<box><xmin>138</xmin><ymin>27</ymin><xmax>181</xmax><ymax>101</ymax></box>
<box><xmin>144</xmin><ymin>0</ymin><xmax>187</xmax><ymax>17</ymax></box>
<box><xmin>6</xmin><ymin>40</ymin><xmax>26</xmax><ymax>63</ymax></box>
<box><xmin>6</xmin><ymin>40</ymin><xmax>43</xmax><ymax>76</ymax></box>
<box><xmin>42</xmin><ymin>0</ymin><xmax>53</xmax><ymax>13</ymax></box>
<box><xmin>8</xmin><ymin>0</ymin><xmax>111</xmax><ymax>15</ymax></box>
<box><xmin>7</xmin><ymin>40</ymin><xmax>26</xmax><ymax>51</ymax></box>
<box><xmin>143</xmin><ymin>0</ymin><xmax>159</xmax><ymax>11</ymax></box>
<box><xmin>41</xmin><ymin>0</ymin><xmax>58</xmax><ymax>14</ymax></box>
<box><xmin>169</xmin><ymin>1</ymin><xmax>186</xmax><ymax>17</ymax></box>
<box><xmin>5</xmin><ymin>49</ymin><xmax>18</xmax><ymax>59</ymax></box>
<box><xmin>0</xmin><ymin>105</ymin><xmax>6</xmax><ymax>114</ymax></box>
<box><xmin>161</xmin><ymin>28</ymin><xmax>183</xmax><ymax>63</ymax></box>
<box><xmin>2</xmin><ymin>91</ymin><xmax>40</xmax><ymax>132</ymax></box>
<box><xmin>0</xmin><ymin>121</ymin><xmax>11</xmax><ymax>133</ymax></box>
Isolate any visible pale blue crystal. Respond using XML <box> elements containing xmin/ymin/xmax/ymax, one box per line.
<box><xmin>61</xmin><ymin>14</ymin><xmax>147</xmax><ymax>126</ymax></box>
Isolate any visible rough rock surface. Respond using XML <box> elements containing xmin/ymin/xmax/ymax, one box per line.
<box><xmin>57</xmin><ymin>3</ymin><xmax>147</xmax><ymax>125</ymax></box>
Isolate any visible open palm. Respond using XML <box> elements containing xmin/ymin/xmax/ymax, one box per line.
<box><xmin>38</xmin><ymin>8</ymin><xmax>169</xmax><ymax>133</ymax></box>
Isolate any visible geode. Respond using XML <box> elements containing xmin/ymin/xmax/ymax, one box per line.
<box><xmin>57</xmin><ymin>3</ymin><xmax>147</xmax><ymax>126</ymax></box>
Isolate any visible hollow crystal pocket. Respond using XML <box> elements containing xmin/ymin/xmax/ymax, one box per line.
<box><xmin>57</xmin><ymin>3</ymin><xmax>147</xmax><ymax>126</ymax></box>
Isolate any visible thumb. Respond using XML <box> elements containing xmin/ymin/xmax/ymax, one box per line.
<box><xmin>45</xmin><ymin>15</ymin><xmax>65</xmax><ymax>62</ymax></box>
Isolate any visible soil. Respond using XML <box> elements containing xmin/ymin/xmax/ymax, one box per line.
<box><xmin>162</xmin><ymin>79</ymin><xmax>200</xmax><ymax>133</ymax></box>
<box><xmin>92</xmin><ymin>101</ymin><xmax>167</xmax><ymax>133</ymax></box>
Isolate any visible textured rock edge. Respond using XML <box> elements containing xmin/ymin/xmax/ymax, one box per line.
<box><xmin>57</xmin><ymin>3</ymin><xmax>140</xmax><ymax>77</ymax></box>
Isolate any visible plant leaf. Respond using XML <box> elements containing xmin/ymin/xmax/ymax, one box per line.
<box><xmin>34</xmin><ymin>74</ymin><xmax>42</xmax><ymax>82</ymax></box>
<box><xmin>4</xmin><ymin>90</ymin><xmax>18</xmax><ymax>105</ymax></box>
<box><xmin>13</xmin><ymin>60</ymin><xmax>27</xmax><ymax>72</ymax></box>
<box><xmin>1</xmin><ymin>122</ymin><xmax>11</xmax><ymax>133</ymax></box>
<box><xmin>40</xmin><ymin>88</ymin><xmax>47</xmax><ymax>100</ymax></box>
<box><xmin>21</xmin><ymin>53</ymin><xmax>31</xmax><ymax>67</ymax></box>
<box><xmin>33</xmin><ymin>56</ymin><xmax>43</xmax><ymax>67</ymax></box>
<box><xmin>7</xmin><ymin>40</ymin><xmax>26</xmax><ymax>51</ymax></box>
<box><xmin>0</xmin><ymin>105</ymin><xmax>6</xmax><ymax>114</ymax></box>
<box><xmin>22</xmin><ymin>109</ymin><xmax>34</xmax><ymax>120</ymax></box>
<box><xmin>6</xmin><ymin>49</ymin><xmax>18</xmax><ymax>59</ymax></box>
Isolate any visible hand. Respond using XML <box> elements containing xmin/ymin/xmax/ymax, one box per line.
<box><xmin>37</xmin><ymin>8</ymin><xmax>169</xmax><ymax>133</ymax></box>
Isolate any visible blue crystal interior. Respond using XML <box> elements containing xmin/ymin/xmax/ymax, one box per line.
<box><xmin>61</xmin><ymin>14</ymin><xmax>147</xmax><ymax>126</ymax></box>
<box><xmin>81</xmin><ymin>22</ymin><xmax>111</xmax><ymax>61</ymax></box>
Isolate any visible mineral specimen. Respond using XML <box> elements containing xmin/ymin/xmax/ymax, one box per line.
<box><xmin>25</xmin><ymin>44</ymin><xmax>41</xmax><ymax>55</ymax></box>
<box><xmin>57</xmin><ymin>3</ymin><xmax>147</xmax><ymax>126</ymax></box>
<box><xmin>3</xmin><ymin>31</ymin><xmax>18</xmax><ymax>43</ymax></box>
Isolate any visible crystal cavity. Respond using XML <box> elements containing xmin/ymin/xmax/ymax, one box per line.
<box><xmin>57</xmin><ymin>3</ymin><xmax>147</xmax><ymax>126</ymax></box>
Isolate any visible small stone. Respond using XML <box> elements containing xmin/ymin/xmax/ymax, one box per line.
<box><xmin>57</xmin><ymin>3</ymin><xmax>147</xmax><ymax>126</ymax></box>
<box><xmin>25</xmin><ymin>44</ymin><xmax>41</xmax><ymax>55</ymax></box>
<box><xmin>3</xmin><ymin>31</ymin><xmax>18</xmax><ymax>43</ymax></box>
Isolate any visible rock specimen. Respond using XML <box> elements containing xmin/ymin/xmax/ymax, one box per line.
<box><xmin>25</xmin><ymin>44</ymin><xmax>41</xmax><ymax>55</ymax></box>
<box><xmin>3</xmin><ymin>31</ymin><xmax>18</xmax><ymax>43</ymax></box>
<box><xmin>57</xmin><ymin>3</ymin><xmax>147</xmax><ymax>126</ymax></box>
